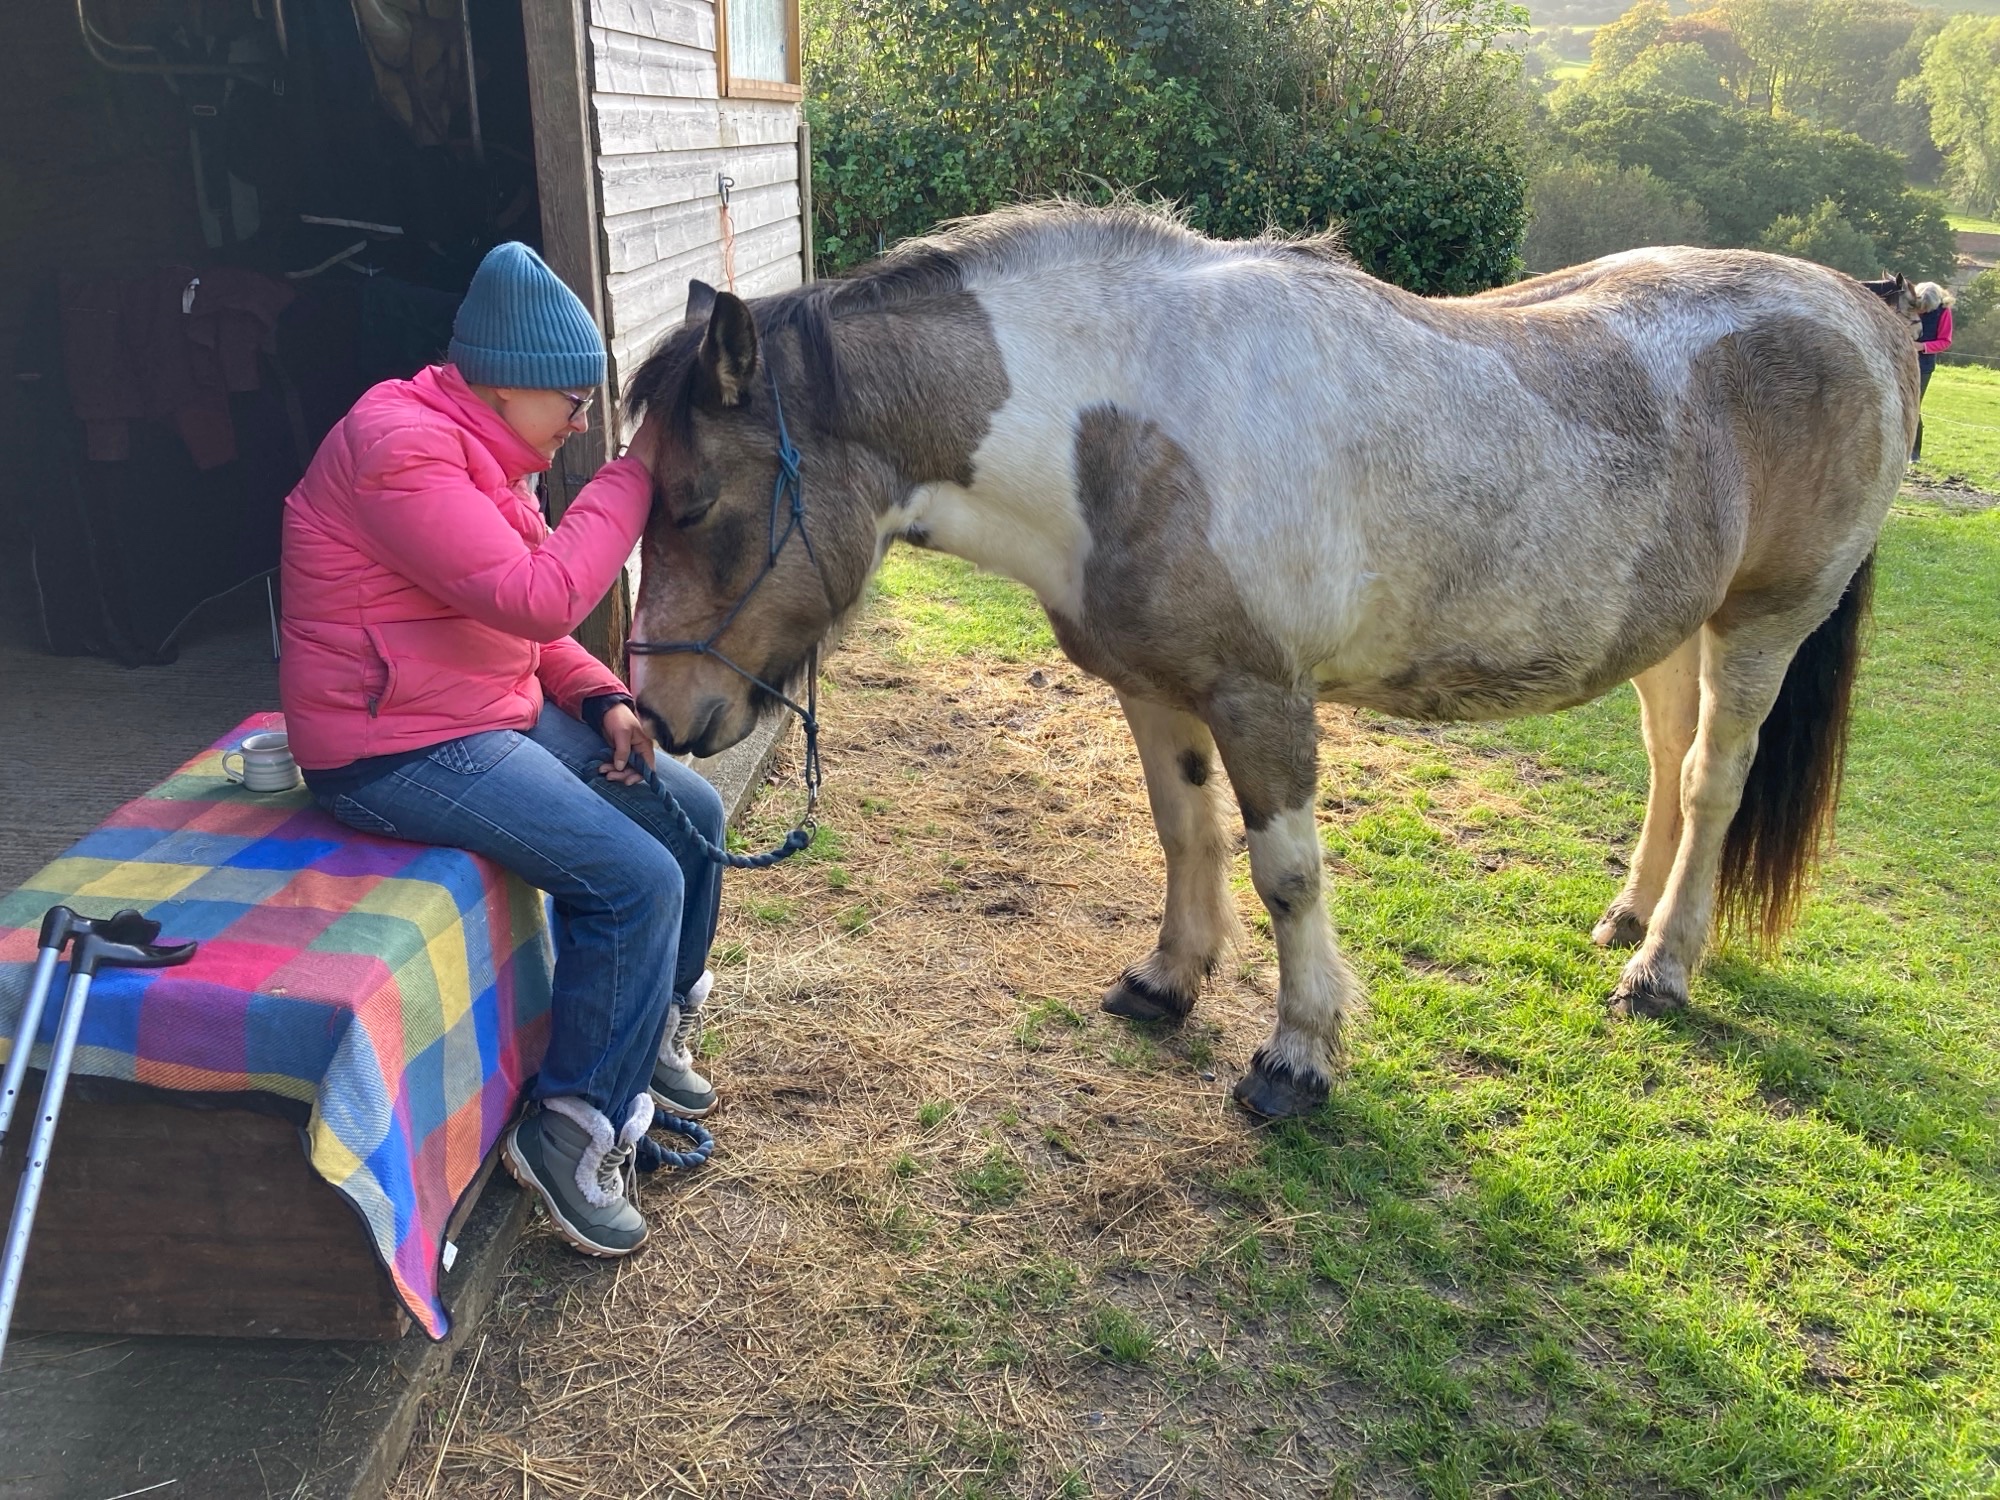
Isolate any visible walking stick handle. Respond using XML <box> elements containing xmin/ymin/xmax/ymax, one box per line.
<box><xmin>32</xmin><ymin>906</ymin><xmax>160</xmax><ymax>952</ymax></box>
<box><xmin>33</xmin><ymin>906</ymin><xmax>77</xmax><ymax>952</ymax></box>
<box><xmin>69</xmin><ymin>932</ymin><xmax>197</xmax><ymax>978</ymax></box>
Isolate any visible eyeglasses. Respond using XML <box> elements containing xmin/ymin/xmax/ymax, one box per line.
<box><xmin>561</xmin><ymin>390</ymin><xmax>597</xmax><ymax>422</ymax></box>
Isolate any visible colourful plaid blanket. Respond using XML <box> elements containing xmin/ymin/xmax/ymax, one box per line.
<box><xmin>0</xmin><ymin>713</ymin><xmax>553</xmax><ymax>1339</ymax></box>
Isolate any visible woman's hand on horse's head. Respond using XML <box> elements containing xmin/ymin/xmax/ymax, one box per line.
<box><xmin>600</xmin><ymin>703</ymin><xmax>656</xmax><ymax>785</ymax></box>
<box><xmin>624</xmin><ymin>409</ymin><xmax>668</xmax><ymax>473</ymax></box>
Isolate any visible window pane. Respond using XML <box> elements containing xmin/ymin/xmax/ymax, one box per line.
<box><xmin>727</xmin><ymin>0</ymin><xmax>789</xmax><ymax>82</ymax></box>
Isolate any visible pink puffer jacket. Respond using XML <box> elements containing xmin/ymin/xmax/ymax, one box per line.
<box><xmin>279</xmin><ymin>364</ymin><xmax>651</xmax><ymax>769</ymax></box>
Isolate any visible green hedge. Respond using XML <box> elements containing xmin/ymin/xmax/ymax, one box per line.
<box><xmin>1189</xmin><ymin>138</ymin><xmax>1528</xmax><ymax>296</ymax></box>
<box><xmin>805</xmin><ymin>0</ymin><xmax>1530</xmax><ymax>295</ymax></box>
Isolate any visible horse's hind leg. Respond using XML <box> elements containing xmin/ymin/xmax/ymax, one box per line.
<box><xmin>1205</xmin><ymin>682</ymin><xmax>1360</xmax><ymax>1119</ymax></box>
<box><xmin>1102</xmin><ymin>694</ymin><xmax>1239</xmax><ymax>1023</ymax></box>
<box><xmin>1594</xmin><ymin>635</ymin><xmax>1701</xmax><ymax>948</ymax></box>
<box><xmin>1610</xmin><ymin>615</ymin><xmax>1800</xmax><ymax>1017</ymax></box>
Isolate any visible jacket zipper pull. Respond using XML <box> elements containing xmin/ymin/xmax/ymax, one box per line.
<box><xmin>367</xmin><ymin>695</ymin><xmax>380</xmax><ymax>718</ymax></box>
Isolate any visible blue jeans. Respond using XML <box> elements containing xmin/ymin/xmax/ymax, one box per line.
<box><xmin>308</xmin><ymin>704</ymin><xmax>726</xmax><ymax>1116</ymax></box>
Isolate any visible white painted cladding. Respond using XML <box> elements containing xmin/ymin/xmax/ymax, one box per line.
<box><xmin>587</xmin><ymin>0</ymin><xmax>803</xmax><ymax>406</ymax></box>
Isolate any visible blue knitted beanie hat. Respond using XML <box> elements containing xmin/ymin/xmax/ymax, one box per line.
<box><xmin>449</xmin><ymin>242</ymin><xmax>606</xmax><ymax>390</ymax></box>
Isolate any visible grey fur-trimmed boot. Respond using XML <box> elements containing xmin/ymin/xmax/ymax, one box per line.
<box><xmin>502</xmin><ymin>1094</ymin><xmax>652</xmax><ymax>1257</ymax></box>
<box><xmin>651</xmin><ymin>970</ymin><xmax>717</xmax><ymax>1118</ymax></box>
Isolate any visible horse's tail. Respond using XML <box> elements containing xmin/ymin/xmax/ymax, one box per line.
<box><xmin>1718</xmin><ymin>551</ymin><xmax>1875</xmax><ymax>949</ymax></box>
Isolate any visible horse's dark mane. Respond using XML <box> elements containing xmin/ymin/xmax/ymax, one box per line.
<box><xmin>625</xmin><ymin>245</ymin><xmax>975</xmax><ymax>445</ymax></box>
<box><xmin>626</xmin><ymin>202</ymin><xmax>1351</xmax><ymax>443</ymax></box>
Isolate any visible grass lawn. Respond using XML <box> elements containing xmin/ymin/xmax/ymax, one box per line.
<box><xmin>877</xmin><ymin>512</ymin><xmax>2000</xmax><ymax>1497</ymax></box>
<box><xmin>1948</xmin><ymin>212</ymin><xmax>2000</xmax><ymax>237</ymax></box>
<box><xmin>395</xmin><ymin>499</ymin><xmax>1998</xmax><ymax>1498</ymax></box>
<box><xmin>1913</xmin><ymin>363</ymin><xmax>2000</xmax><ymax>492</ymax></box>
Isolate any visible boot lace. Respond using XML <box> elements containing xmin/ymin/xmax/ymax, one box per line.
<box><xmin>599</xmin><ymin>1140</ymin><xmax>637</xmax><ymax>1204</ymax></box>
<box><xmin>663</xmin><ymin>1000</ymin><xmax>703</xmax><ymax>1069</ymax></box>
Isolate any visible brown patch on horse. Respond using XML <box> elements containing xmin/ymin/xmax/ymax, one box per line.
<box><xmin>1496</xmin><ymin>313</ymin><xmax>1670</xmax><ymax>444</ymax></box>
<box><xmin>1049</xmin><ymin>406</ymin><xmax>1287</xmax><ymax>698</ymax></box>
<box><xmin>823</xmin><ymin>292</ymin><xmax>1010</xmax><ymax>489</ymax></box>
<box><xmin>1690</xmin><ymin>310</ymin><xmax>1896</xmax><ymax>948</ymax></box>
<box><xmin>1706</xmin><ymin>314</ymin><xmax>1893</xmax><ymax>611</ymax></box>
<box><xmin>1048</xmin><ymin>404</ymin><xmax>1303</xmax><ymax>827</ymax></box>
<box><xmin>1208</xmin><ymin>680</ymin><xmax>1318</xmax><ymax>830</ymax></box>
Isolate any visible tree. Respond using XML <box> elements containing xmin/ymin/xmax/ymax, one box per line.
<box><xmin>1702</xmin><ymin>0</ymin><xmax>1933</xmax><ymax>147</ymax></box>
<box><xmin>1950</xmin><ymin>268</ymin><xmax>2000</xmax><ymax>362</ymax></box>
<box><xmin>1553</xmin><ymin>90</ymin><xmax>1957</xmax><ymax>278</ymax></box>
<box><xmin>1589</xmin><ymin>0</ymin><xmax>1671</xmax><ymax>79</ymax></box>
<box><xmin>1622</xmin><ymin>43</ymin><xmax>1732</xmax><ymax>104</ymax></box>
<box><xmin>1660</xmin><ymin>12</ymin><xmax>1756</xmax><ymax>101</ymax></box>
<box><xmin>1760</xmin><ymin>198</ymin><xmax>1883</xmax><ymax>275</ymax></box>
<box><xmin>1523</xmin><ymin>161</ymin><xmax>1709</xmax><ymax>270</ymax></box>
<box><xmin>1914</xmin><ymin>15</ymin><xmax>2000</xmax><ymax>215</ymax></box>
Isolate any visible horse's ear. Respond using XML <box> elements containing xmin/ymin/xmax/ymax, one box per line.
<box><xmin>684</xmin><ymin>279</ymin><xmax>718</xmax><ymax>328</ymax></box>
<box><xmin>697</xmin><ymin>291</ymin><xmax>758</xmax><ymax>408</ymax></box>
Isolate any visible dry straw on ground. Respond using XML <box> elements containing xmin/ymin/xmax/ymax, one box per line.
<box><xmin>391</xmin><ymin>609</ymin><xmax>1391</xmax><ymax>1500</ymax></box>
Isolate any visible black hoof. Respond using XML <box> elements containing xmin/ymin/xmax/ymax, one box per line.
<box><xmin>1101</xmin><ymin>969</ymin><xmax>1193</xmax><ymax>1025</ymax></box>
<box><xmin>1230</xmin><ymin>1054</ymin><xmax>1330</xmax><ymax>1120</ymax></box>
<box><xmin>1592</xmin><ymin>909</ymin><xmax>1648</xmax><ymax>949</ymax></box>
<box><xmin>1608</xmin><ymin>976</ymin><xmax>1686</xmax><ymax>1020</ymax></box>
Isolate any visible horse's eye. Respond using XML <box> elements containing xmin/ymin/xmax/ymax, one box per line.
<box><xmin>669</xmin><ymin>479</ymin><xmax>717</xmax><ymax>529</ymax></box>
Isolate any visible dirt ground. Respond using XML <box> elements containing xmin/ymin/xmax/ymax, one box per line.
<box><xmin>388</xmin><ymin>605</ymin><xmax>1379</xmax><ymax>1500</ymax></box>
<box><xmin>1896</xmin><ymin>473</ymin><xmax>1999</xmax><ymax>511</ymax></box>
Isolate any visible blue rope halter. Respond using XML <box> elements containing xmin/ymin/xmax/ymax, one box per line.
<box><xmin>624</xmin><ymin>365</ymin><xmax>826</xmax><ymax>870</ymax></box>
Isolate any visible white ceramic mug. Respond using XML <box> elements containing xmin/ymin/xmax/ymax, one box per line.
<box><xmin>222</xmin><ymin>731</ymin><xmax>300</xmax><ymax>793</ymax></box>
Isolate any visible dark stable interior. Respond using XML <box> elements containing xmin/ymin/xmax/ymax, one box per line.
<box><xmin>3</xmin><ymin>0</ymin><xmax>542</xmax><ymax>663</ymax></box>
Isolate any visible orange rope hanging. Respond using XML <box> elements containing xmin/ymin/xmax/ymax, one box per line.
<box><xmin>718</xmin><ymin>173</ymin><xmax>738</xmax><ymax>294</ymax></box>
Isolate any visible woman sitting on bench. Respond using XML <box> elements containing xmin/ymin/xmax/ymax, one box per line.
<box><xmin>279</xmin><ymin>243</ymin><xmax>720</xmax><ymax>1259</ymax></box>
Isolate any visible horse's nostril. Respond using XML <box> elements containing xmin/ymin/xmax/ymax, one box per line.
<box><xmin>638</xmin><ymin>704</ymin><xmax>676</xmax><ymax>746</ymax></box>
<box><xmin>688</xmin><ymin>696</ymin><xmax>728</xmax><ymax>753</ymax></box>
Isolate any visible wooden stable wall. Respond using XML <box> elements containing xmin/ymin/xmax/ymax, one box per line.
<box><xmin>589</xmin><ymin>0</ymin><xmax>806</xmax><ymax>404</ymax></box>
<box><xmin>512</xmin><ymin>0</ymin><xmax>810</xmax><ymax>662</ymax></box>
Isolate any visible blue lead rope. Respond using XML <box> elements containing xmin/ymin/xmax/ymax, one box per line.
<box><xmin>636</xmin><ymin>1106</ymin><xmax>714</xmax><ymax>1172</ymax></box>
<box><xmin>600</xmin><ymin>756</ymin><xmax>815</xmax><ymax>870</ymax></box>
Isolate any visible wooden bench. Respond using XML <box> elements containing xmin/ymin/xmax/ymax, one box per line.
<box><xmin>0</xmin><ymin>714</ymin><xmax>554</xmax><ymax>1344</ymax></box>
<box><xmin>0</xmin><ymin>1077</ymin><xmax>434</xmax><ymax>1340</ymax></box>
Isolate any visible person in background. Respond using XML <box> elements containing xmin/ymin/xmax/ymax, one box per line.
<box><xmin>279</xmin><ymin>242</ymin><xmax>723</xmax><ymax>1260</ymax></box>
<box><xmin>1913</xmin><ymin>281</ymin><xmax>1954</xmax><ymax>463</ymax></box>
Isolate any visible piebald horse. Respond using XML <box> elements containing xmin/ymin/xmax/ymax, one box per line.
<box><xmin>623</xmin><ymin>206</ymin><xmax>1918</xmax><ymax>1121</ymax></box>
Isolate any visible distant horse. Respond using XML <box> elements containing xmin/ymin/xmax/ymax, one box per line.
<box><xmin>623</xmin><ymin>206</ymin><xmax>1919</xmax><ymax>1121</ymax></box>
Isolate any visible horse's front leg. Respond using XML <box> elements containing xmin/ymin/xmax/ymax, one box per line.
<box><xmin>1206</xmin><ymin>681</ymin><xmax>1360</xmax><ymax>1119</ymax></box>
<box><xmin>1101</xmin><ymin>693</ymin><xmax>1239</xmax><ymax>1023</ymax></box>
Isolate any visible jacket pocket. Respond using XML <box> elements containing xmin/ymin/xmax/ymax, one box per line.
<box><xmin>369</xmin><ymin>617</ymin><xmax>534</xmax><ymax>721</ymax></box>
<box><xmin>361</xmin><ymin>626</ymin><xmax>395</xmax><ymax>718</ymax></box>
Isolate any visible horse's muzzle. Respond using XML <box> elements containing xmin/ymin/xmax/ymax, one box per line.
<box><xmin>641</xmin><ymin>696</ymin><xmax>732</xmax><ymax>758</ymax></box>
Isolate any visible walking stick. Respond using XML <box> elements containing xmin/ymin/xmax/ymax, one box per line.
<box><xmin>0</xmin><ymin>913</ymin><xmax>196</xmax><ymax>1363</ymax></box>
<box><xmin>0</xmin><ymin>908</ymin><xmax>156</xmax><ymax>1147</ymax></box>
